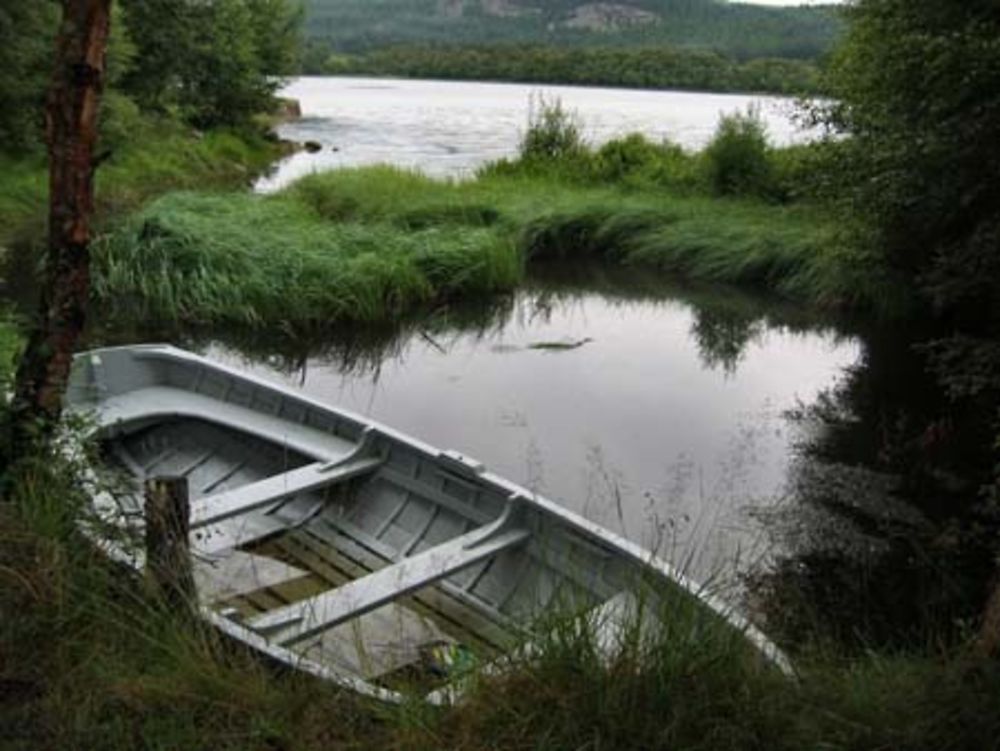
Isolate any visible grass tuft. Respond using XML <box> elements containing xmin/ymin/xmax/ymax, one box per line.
<box><xmin>3</xmin><ymin>453</ymin><xmax>1000</xmax><ymax>749</ymax></box>
<box><xmin>95</xmin><ymin>165</ymin><xmax>909</xmax><ymax>332</ymax></box>
<box><xmin>94</xmin><ymin>190</ymin><xmax>520</xmax><ymax>332</ymax></box>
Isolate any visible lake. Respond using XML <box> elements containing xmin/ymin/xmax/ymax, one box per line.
<box><xmin>257</xmin><ymin>76</ymin><xmax>816</xmax><ymax>192</ymax></box>
<box><xmin>204</xmin><ymin>265</ymin><xmax>861</xmax><ymax>582</ymax></box>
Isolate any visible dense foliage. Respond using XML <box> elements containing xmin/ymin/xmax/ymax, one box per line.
<box><xmin>0</xmin><ymin>0</ymin><xmax>302</xmax><ymax>155</ymax></box>
<box><xmin>301</xmin><ymin>0</ymin><xmax>842</xmax><ymax>61</ymax></box>
<box><xmin>0</xmin><ymin>3</ymin><xmax>59</xmax><ymax>152</ymax></box>
<box><xmin>825</xmin><ymin>1</ymin><xmax>1000</xmax><ymax>302</ymax></box>
<box><xmin>120</xmin><ymin>0</ymin><xmax>302</xmax><ymax>128</ymax></box>
<box><xmin>826</xmin><ymin>2</ymin><xmax>1000</xmax><ymax>488</ymax></box>
<box><xmin>756</xmin><ymin>0</ymin><xmax>1000</xmax><ymax>650</ymax></box>
<box><xmin>315</xmin><ymin>43</ymin><xmax>821</xmax><ymax>96</ymax></box>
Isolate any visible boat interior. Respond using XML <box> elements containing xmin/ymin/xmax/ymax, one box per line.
<box><xmin>100</xmin><ymin>413</ymin><xmax>638</xmax><ymax>691</ymax></box>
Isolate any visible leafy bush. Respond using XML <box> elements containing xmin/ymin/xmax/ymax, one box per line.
<box><xmin>98</xmin><ymin>91</ymin><xmax>144</xmax><ymax>153</ymax></box>
<box><xmin>594</xmin><ymin>134</ymin><xmax>667</xmax><ymax>181</ymax></box>
<box><xmin>594</xmin><ymin>134</ymin><xmax>701</xmax><ymax>191</ymax></box>
<box><xmin>768</xmin><ymin>140</ymin><xmax>858</xmax><ymax>204</ymax></box>
<box><xmin>703</xmin><ymin>106</ymin><xmax>775</xmax><ymax>198</ymax></box>
<box><xmin>519</xmin><ymin>95</ymin><xmax>586</xmax><ymax>163</ymax></box>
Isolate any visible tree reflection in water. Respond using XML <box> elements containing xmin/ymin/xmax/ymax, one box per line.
<box><xmin>749</xmin><ymin>325</ymin><xmax>1000</xmax><ymax>650</ymax></box>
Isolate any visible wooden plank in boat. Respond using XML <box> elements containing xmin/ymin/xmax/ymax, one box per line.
<box><xmin>190</xmin><ymin>455</ymin><xmax>383</xmax><ymax>529</ymax></box>
<box><xmin>250</xmin><ymin>536</ymin><xmax>480</xmax><ymax>680</ymax></box>
<box><xmin>248</xmin><ymin>524</ymin><xmax>531</xmax><ymax>646</ymax></box>
<box><xmin>272</xmin><ymin>531</ymin><xmax>513</xmax><ymax>652</ymax></box>
<box><xmin>310</xmin><ymin>515</ymin><xmax>526</xmax><ymax>639</ymax></box>
<box><xmin>194</xmin><ymin>549</ymin><xmax>309</xmax><ymax>603</ymax></box>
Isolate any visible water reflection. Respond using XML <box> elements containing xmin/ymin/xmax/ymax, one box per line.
<box><xmin>162</xmin><ymin>265</ymin><xmax>862</xmax><ymax>584</ymax></box>
<box><xmin>750</xmin><ymin>325</ymin><xmax>1000</xmax><ymax>648</ymax></box>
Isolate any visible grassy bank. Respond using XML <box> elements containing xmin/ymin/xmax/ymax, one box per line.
<box><xmin>94</xmin><ymin>187</ymin><xmax>520</xmax><ymax>330</ymax></box>
<box><xmin>0</xmin><ymin>117</ymin><xmax>286</xmax><ymax>250</ymax></box>
<box><xmin>93</xmin><ymin>103</ymin><xmax>916</xmax><ymax>334</ymax></box>
<box><xmin>97</xmin><ymin>163</ymin><xmax>899</xmax><ymax>334</ymax></box>
<box><xmin>3</xmin><ymin>460</ymin><xmax>1000</xmax><ymax>750</ymax></box>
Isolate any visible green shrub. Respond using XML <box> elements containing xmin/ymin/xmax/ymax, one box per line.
<box><xmin>594</xmin><ymin>134</ymin><xmax>702</xmax><ymax>191</ymax></box>
<box><xmin>519</xmin><ymin>96</ymin><xmax>586</xmax><ymax>163</ymax></box>
<box><xmin>594</xmin><ymin>134</ymin><xmax>665</xmax><ymax>181</ymax></box>
<box><xmin>98</xmin><ymin>91</ymin><xmax>145</xmax><ymax>153</ymax></box>
<box><xmin>703</xmin><ymin>106</ymin><xmax>775</xmax><ymax>198</ymax></box>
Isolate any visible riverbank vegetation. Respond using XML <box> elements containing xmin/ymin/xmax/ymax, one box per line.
<box><xmin>0</xmin><ymin>123</ymin><xmax>285</xmax><ymax>250</ymax></box>
<box><xmin>742</xmin><ymin>0</ymin><xmax>1000</xmax><ymax>662</ymax></box>
<box><xmin>98</xmin><ymin>102</ymin><xmax>909</xmax><ymax>334</ymax></box>
<box><xmin>4</xmin><ymin>456</ymin><xmax>1000</xmax><ymax>750</ymax></box>
<box><xmin>314</xmin><ymin>43</ymin><xmax>822</xmax><ymax>96</ymax></box>
<box><xmin>95</xmin><ymin>157</ymin><xmax>855</xmax><ymax>333</ymax></box>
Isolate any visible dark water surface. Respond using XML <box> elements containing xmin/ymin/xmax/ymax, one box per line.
<box><xmin>189</xmin><ymin>266</ymin><xmax>862</xmax><ymax>583</ymax></box>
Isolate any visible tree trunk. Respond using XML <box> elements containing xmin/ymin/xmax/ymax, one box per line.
<box><xmin>7</xmin><ymin>0</ymin><xmax>112</xmax><ymax>459</ymax></box>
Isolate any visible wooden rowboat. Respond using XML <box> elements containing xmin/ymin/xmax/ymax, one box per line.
<box><xmin>67</xmin><ymin>344</ymin><xmax>788</xmax><ymax>702</ymax></box>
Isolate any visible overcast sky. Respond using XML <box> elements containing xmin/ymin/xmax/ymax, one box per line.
<box><xmin>734</xmin><ymin>0</ymin><xmax>845</xmax><ymax>5</ymax></box>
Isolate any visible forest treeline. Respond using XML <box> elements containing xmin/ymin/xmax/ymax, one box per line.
<box><xmin>310</xmin><ymin>43</ymin><xmax>821</xmax><ymax>96</ymax></box>
<box><xmin>302</xmin><ymin>0</ymin><xmax>842</xmax><ymax>61</ymax></box>
<box><xmin>0</xmin><ymin>0</ymin><xmax>301</xmax><ymax>155</ymax></box>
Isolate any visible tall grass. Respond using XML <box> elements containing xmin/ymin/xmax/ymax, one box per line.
<box><xmin>94</xmin><ymin>190</ymin><xmax>520</xmax><ymax>331</ymax></box>
<box><xmin>0</xmin><ymin>115</ymin><xmax>283</xmax><ymax>249</ymax></box>
<box><xmin>96</xmin><ymin>165</ymin><xmax>910</xmax><ymax>331</ymax></box>
<box><xmin>0</xmin><ymin>459</ymin><xmax>391</xmax><ymax>751</ymax></box>
<box><xmin>3</xmin><ymin>456</ymin><xmax>1000</xmax><ymax>750</ymax></box>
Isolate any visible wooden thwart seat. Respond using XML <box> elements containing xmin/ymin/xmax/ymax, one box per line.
<box><xmin>190</xmin><ymin>455</ymin><xmax>384</xmax><ymax>529</ymax></box>
<box><xmin>246</xmin><ymin>523</ymin><xmax>532</xmax><ymax>646</ymax></box>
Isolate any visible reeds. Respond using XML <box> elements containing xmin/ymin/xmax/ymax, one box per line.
<box><xmin>3</xmin><ymin>456</ymin><xmax>1000</xmax><ymax>750</ymax></box>
<box><xmin>96</xmin><ymin>165</ymin><xmax>902</xmax><ymax>333</ymax></box>
<box><xmin>93</xmin><ymin>190</ymin><xmax>521</xmax><ymax>332</ymax></box>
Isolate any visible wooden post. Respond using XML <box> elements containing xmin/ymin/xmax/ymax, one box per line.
<box><xmin>145</xmin><ymin>476</ymin><xmax>195</xmax><ymax>612</ymax></box>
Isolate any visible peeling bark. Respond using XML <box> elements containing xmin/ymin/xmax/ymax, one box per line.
<box><xmin>7</xmin><ymin>0</ymin><xmax>112</xmax><ymax>458</ymax></box>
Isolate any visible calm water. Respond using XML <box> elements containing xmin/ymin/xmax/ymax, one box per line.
<box><xmin>257</xmin><ymin>76</ymin><xmax>815</xmax><ymax>191</ymax></box>
<box><xmin>204</xmin><ymin>268</ymin><xmax>860</xmax><ymax>580</ymax></box>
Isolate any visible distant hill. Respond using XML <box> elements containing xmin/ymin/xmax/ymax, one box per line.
<box><xmin>302</xmin><ymin>0</ymin><xmax>843</xmax><ymax>61</ymax></box>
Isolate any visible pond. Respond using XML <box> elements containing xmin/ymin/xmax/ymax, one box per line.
<box><xmin>258</xmin><ymin>76</ymin><xmax>817</xmax><ymax>191</ymax></box>
<box><xmin>195</xmin><ymin>265</ymin><xmax>861</xmax><ymax>583</ymax></box>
